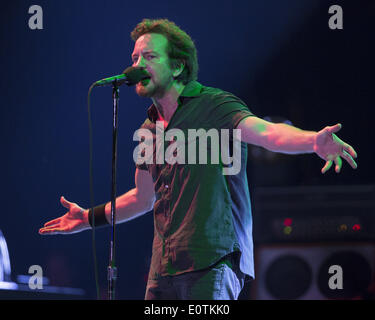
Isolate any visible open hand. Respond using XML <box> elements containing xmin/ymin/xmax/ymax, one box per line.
<box><xmin>314</xmin><ymin>123</ymin><xmax>358</xmax><ymax>174</ymax></box>
<box><xmin>39</xmin><ymin>196</ymin><xmax>90</xmax><ymax>235</ymax></box>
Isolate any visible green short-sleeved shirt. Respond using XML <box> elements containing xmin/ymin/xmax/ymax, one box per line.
<box><xmin>136</xmin><ymin>81</ymin><xmax>255</xmax><ymax>280</ymax></box>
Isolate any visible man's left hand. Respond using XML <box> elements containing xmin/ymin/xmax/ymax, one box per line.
<box><xmin>314</xmin><ymin>123</ymin><xmax>358</xmax><ymax>174</ymax></box>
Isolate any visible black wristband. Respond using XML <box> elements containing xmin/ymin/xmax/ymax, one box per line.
<box><xmin>88</xmin><ymin>203</ymin><xmax>109</xmax><ymax>228</ymax></box>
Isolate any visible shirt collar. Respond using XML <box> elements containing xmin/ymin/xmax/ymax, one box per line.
<box><xmin>180</xmin><ymin>80</ymin><xmax>203</xmax><ymax>98</ymax></box>
<box><xmin>146</xmin><ymin>81</ymin><xmax>203</xmax><ymax>122</ymax></box>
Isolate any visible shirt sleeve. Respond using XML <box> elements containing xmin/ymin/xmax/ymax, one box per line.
<box><xmin>208</xmin><ymin>92</ymin><xmax>255</xmax><ymax>130</ymax></box>
<box><xmin>136</xmin><ymin>160</ymin><xmax>148</xmax><ymax>171</ymax></box>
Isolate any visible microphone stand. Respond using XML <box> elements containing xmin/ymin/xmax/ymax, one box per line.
<box><xmin>90</xmin><ymin>67</ymin><xmax>147</xmax><ymax>299</ymax></box>
<box><xmin>108</xmin><ymin>80</ymin><xmax>119</xmax><ymax>300</ymax></box>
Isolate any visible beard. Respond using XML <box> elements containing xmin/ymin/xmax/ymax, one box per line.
<box><xmin>135</xmin><ymin>76</ymin><xmax>174</xmax><ymax>99</ymax></box>
<box><xmin>135</xmin><ymin>78</ymin><xmax>156</xmax><ymax>98</ymax></box>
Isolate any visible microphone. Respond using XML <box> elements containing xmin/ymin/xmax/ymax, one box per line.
<box><xmin>93</xmin><ymin>66</ymin><xmax>150</xmax><ymax>87</ymax></box>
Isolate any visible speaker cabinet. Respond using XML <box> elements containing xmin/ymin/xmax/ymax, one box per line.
<box><xmin>251</xmin><ymin>242</ymin><xmax>375</xmax><ymax>300</ymax></box>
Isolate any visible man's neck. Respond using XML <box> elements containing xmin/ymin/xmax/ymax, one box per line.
<box><xmin>152</xmin><ymin>81</ymin><xmax>185</xmax><ymax>123</ymax></box>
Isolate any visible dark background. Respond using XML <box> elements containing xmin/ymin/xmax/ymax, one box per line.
<box><xmin>0</xmin><ymin>0</ymin><xmax>373</xmax><ymax>299</ymax></box>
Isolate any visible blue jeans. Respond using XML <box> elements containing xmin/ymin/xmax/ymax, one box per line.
<box><xmin>145</xmin><ymin>253</ymin><xmax>245</xmax><ymax>300</ymax></box>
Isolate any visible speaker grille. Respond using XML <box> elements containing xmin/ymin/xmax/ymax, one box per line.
<box><xmin>265</xmin><ymin>254</ymin><xmax>312</xmax><ymax>299</ymax></box>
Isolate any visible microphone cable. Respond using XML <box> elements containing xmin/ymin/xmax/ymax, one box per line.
<box><xmin>87</xmin><ymin>83</ymin><xmax>100</xmax><ymax>300</ymax></box>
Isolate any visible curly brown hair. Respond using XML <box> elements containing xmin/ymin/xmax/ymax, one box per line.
<box><xmin>131</xmin><ymin>18</ymin><xmax>198</xmax><ymax>84</ymax></box>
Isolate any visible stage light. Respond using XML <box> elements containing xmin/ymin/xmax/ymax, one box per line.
<box><xmin>283</xmin><ymin>226</ymin><xmax>292</xmax><ymax>235</ymax></box>
<box><xmin>338</xmin><ymin>224</ymin><xmax>348</xmax><ymax>232</ymax></box>
<box><xmin>0</xmin><ymin>230</ymin><xmax>11</xmax><ymax>283</ymax></box>
<box><xmin>352</xmin><ymin>224</ymin><xmax>361</xmax><ymax>232</ymax></box>
<box><xmin>283</xmin><ymin>218</ymin><xmax>293</xmax><ymax>227</ymax></box>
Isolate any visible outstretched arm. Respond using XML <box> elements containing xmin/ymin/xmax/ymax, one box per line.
<box><xmin>93</xmin><ymin>168</ymin><xmax>155</xmax><ymax>225</ymax></box>
<box><xmin>39</xmin><ymin>168</ymin><xmax>155</xmax><ymax>235</ymax></box>
<box><xmin>237</xmin><ymin>116</ymin><xmax>357</xmax><ymax>173</ymax></box>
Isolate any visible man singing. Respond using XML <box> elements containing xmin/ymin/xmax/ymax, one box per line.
<box><xmin>39</xmin><ymin>19</ymin><xmax>357</xmax><ymax>300</ymax></box>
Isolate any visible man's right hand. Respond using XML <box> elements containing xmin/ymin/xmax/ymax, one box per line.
<box><xmin>39</xmin><ymin>196</ymin><xmax>91</xmax><ymax>235</ymax></box>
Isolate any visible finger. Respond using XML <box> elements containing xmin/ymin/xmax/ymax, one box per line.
<box><xmin>39</xmin><ymin>227</ymin><xmax>62</xmax><ymax>235</ymax></box>
<box><xmin>332</xmin><ymin>135</ymin><xmax>358</xmax><ymax>159</ymax></box>
<box><xmin>326</xmin><ymin>123</ymin><xmax>342</xmax><ymax>134</ymax></box>
<box><xmin>342</xmin><ymin>150</ymin><xmax>358</xmax><ymax>169</ymax></box>
<box><xmin>344</xmin><ymin>144</ymin><xmax>357</xmax><ymax>159</ymax></box>
<box><xmin>334</xmin><ymin>134</ymin><xmax>357</xmax><ymax>156</ymax></box>
<box><xmin>321</xmin><ymin>160</ymin><xmax>333</xmax><ymax>174</ymax></box>
<box><xmin>39</xmin><ymin>224</ymin><xmax>59</xmax><ymax>232</ymax></box>
<box><xmin>60</xmin><ymin>196</ymin><xmax>73</xmax><ymax>210</ymax></box>
<box><xmin>44</xmin><ymin>217</ymin><xmax>61</xmax><ymax>227</ymax></box>
<box><xmin>39</xmin><ymin>224</ymin><xmax>70</xmax><ymax>235</ymax></box>
<box><xmin>334</xmin><ymin>156</ymin><xmax>342</xmax><ymax>173</ymax></box>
